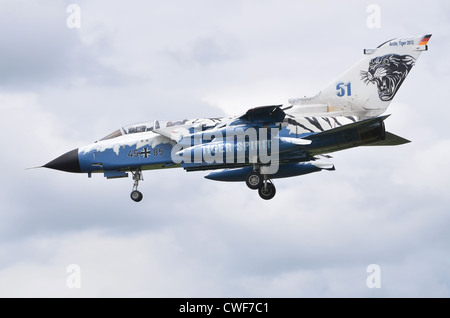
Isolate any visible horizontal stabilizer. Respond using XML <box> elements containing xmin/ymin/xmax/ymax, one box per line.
<box><xmin>304</xmin><ymin>115</ymin><xmax>389</xmax><ymax>141</ymax></box>
<box><xmin>365</xmin><ymin>132</ymin><xmax>410</xmax><ymax>146</ymax></box>
<box><xmin>301</xmin><ymin>115</ymin><xmax>388</xmax><ymax>157</ymax></box>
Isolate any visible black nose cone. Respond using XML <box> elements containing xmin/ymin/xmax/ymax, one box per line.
<box><xmin>43</xmin><ymin>148</ymin><xmax>81</xmax><ymax>173</ymax></box>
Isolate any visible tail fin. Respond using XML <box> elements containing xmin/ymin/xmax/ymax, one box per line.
<box><xmin>289</xmin><ymin>34</ymin><xmax>431</xmax><ymax>118</ymax></box>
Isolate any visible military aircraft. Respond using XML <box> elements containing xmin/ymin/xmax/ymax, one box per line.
<box><xmin>43</xmin><ymin>34</ymin><xmax>431</xmax><ymax>201</ymax></box>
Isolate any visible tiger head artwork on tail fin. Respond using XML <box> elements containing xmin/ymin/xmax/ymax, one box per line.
<box><xmin>360</xmin><ymin>54</ymin><xmax>415</xmax><ymax>101</ymax></box>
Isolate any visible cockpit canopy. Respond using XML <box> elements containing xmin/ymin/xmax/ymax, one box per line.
<box><xmin>99</xmin><ymin>119</ymin><xmax>188</xmax><ymax>141</ymax></box>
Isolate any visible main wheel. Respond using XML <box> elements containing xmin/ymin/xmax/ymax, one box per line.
<box><xmin>130</xmin><ymin>190</ymin><xmax>143</xmax><ymax>202</ymax></box>
<box><xmin>258</xmin><ymin>182</ymin><xmax>276</xmax><ymax>200</ymax></box>
<box><xmin>246</xmin><ymin>172</ymin><xmax>263</xmax><ymax>190</ymax></box>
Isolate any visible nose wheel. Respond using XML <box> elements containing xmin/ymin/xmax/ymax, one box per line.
<box><xmin>130</xmin><ymin>168</ymin><xmax>143</xmax><ymax>202</ymax></box>
<box><xmin>131</xmin><ymin>190</ymin><xmax>143</xmax><ymax>202</ymax></box>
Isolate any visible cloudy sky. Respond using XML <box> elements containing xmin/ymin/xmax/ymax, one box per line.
<box><xmin>0</xmin><ymin>0</ymin><xmax>449</xmax><ymax>297</ymax></box>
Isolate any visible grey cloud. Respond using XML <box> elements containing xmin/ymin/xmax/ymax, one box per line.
<box><xmin>0</xmin><ymin>1</ymin><xmax>132</xmax><ymax>90</ymax></box>
<box><xmin>164</xmin><ymin>36</ymin><xmax>242</xmax><ymax>67</ymax></box>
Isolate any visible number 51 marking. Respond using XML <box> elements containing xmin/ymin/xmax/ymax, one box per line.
<box><xmin>336</xmin><ymin>82</ymin><xmax>352</xmax><ymax>97</ymax></box>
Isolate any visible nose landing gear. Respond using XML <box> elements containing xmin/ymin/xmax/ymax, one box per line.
<box><xmin>130</xmin><ymin>168</ymin><xmax>143</xmax><ymax>202</ymax></box>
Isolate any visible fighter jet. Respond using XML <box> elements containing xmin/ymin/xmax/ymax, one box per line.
<box><xmin>43</xmin><ymin>34</ymin><xmax>431</xmax><ymax>201</ymax></box>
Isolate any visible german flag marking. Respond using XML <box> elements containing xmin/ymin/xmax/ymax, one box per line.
<box><xmin>419</xmin><ymin>34</ymin><xmax>432</xmax><ymax>46</ymax></box>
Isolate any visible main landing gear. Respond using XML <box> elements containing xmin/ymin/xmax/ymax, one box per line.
<box><xmin>245</xmin><ymin>171</ymin><xmax>276</xmax><ymax>200</ymax></box>
<box><xmin>130</xmin><ymin>168</ymin><xmax>143</xmax><ymax>202</ymax></box>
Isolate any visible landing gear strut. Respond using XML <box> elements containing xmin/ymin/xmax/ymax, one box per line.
<box><xmin>130</xmin><ymin>168</ymin><xmax>143</xmax><ymax>202</ymax></box>
<box><xmin>246</xmin><ymin>167</ymin><xmax>276</xmax><ymax>200</ymax></box>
